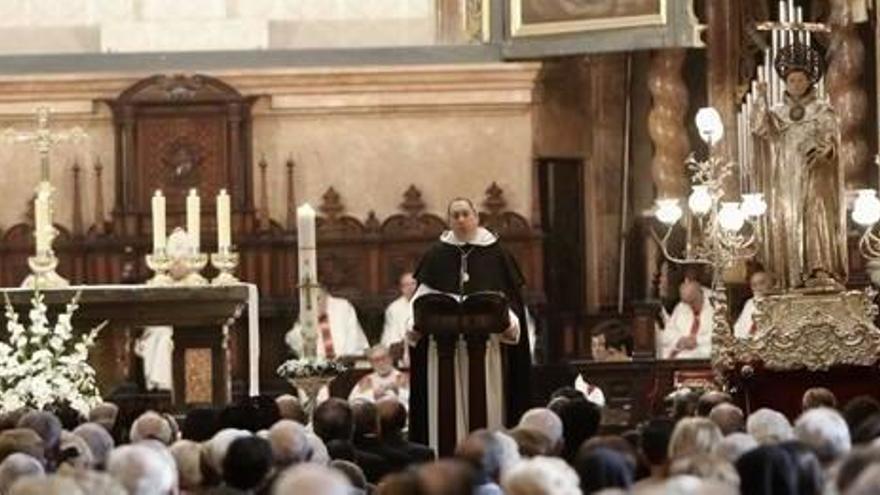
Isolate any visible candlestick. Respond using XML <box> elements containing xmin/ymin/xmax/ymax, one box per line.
<box><xmin>217</xmin><ymin>189</ymin><xmax>231</xmax><ymax>252</ymax></box>
<box><xmin>186</xmin><ymin>188</ymin><xmax>200</xmax><ymax>252</ymax></box>
<box><xmin>152</xmin><ymin>190</ymin><xmax>166</xmax><ymax>253</ymax></box>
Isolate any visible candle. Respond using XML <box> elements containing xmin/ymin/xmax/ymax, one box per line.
<box><xmin>217</xmin><ymin>189</ymin><xmax>231</xmax><ymax>251</ymax></box>
<box><xmin>186</xmin><ymin>188</ymin><xmax>200</xmax><ymax>252</ymax></box>
<box><xmin>296</xmin><ymin>203</ymin><xmax>319</xmax><ymax>357</ymax></box>
<box><xmin>152</xmin><ymin>190</ymin><xmax>166</xmax><ymax>253</ymax></box>
<box><xmin>297</xmin><ymin>203</ymin><xmax>316</xmax><ymax>250</ymax></box>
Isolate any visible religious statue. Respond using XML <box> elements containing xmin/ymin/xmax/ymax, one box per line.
<box><xmin>752</xmin><ymin>42</ymin><xmax>847</xmax><ymax>289</ymax></box>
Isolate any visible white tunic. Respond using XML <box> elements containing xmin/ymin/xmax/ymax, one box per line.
<box><xmin>286</xmin><ymin>295</ymin><xmax>369</xmax><ymax>358</ymax></box>
<box><xmin>659</xmin><ymin>289</ymin><xmax>714</xmax><ymax>359</ymax></box>
<box><xmin>381</xmin><ymin>296</ymin><xmax>412</xmax><ymax>347</ymax></box>
<box><xmin>734</xmin><ymin>297</ymin><xmax>758</xmax><ymax>339</ymax></box>
<box><xmin>135</xmin><ymin>326</ymin><xmax>174</xmax><ymax>391</ymax></box>
<box><xmin>348</xmin><ymin>368</ymin><xmax>410</xmax><ymax>407</ymax></box>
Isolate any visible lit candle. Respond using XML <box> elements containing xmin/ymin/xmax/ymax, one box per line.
<box><xmin>216</xmin><ymin>189</ymin><xmax>231</xmax><ymax>251</ymax></box>
<box><xmin>151</xmin><ymin>190</ymin><xmax>166</xmax><ymax>253</ymax></box>
<box><xmin>186</xmin><ymin>188</ymin><xmax>200</xmax><ymax>252</ymax></box>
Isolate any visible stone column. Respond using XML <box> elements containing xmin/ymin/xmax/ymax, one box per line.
<box><xmin>706</xmin><ymin>0</ymin><xmax>741</xmax><ymax>197</ymax></box>
<box><xmin>648</xmin><ymin>49</ymin><xmax>689</xmax><ymax>200</ymax></box>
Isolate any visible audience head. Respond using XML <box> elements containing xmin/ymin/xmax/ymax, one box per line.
<box><xmin>778</xmin><ymin>440</ymin><xmax>824</xmax><ymax>495</ymax></box>
<box><xmin>668</xmin><ymin>417</ymin><xmax>723</xmax><ymax>460</ymax></box>
<box><xmin>306</xmin><ymin>432</ymin><xmax>330</xmax><ymax>465</ymax></box>
<box><xmin>376</xmin><ymin>398</ymin><xmax>407</xmax><ymax>439</ymax></box>
<box><xmin>0</xmin><ymin>453</ymin><xmax>44</xmax><ymax>494</ymax></box>
<box><xmin>501</xmin><ymin>456</ymin><xmax>581</xmax><ymax>495</ymax></box>
<box><xmin>376</xmin><ymin>471</ymin><xmax>420</xmax><ymax>495</ymax></box>
<box><xmin>268</xmin><ymin>420</ymin><xmax>312</xmax><ymax>468</ymax></box>
<box><xmin>169</xmin><ymin>440</ymin><xmax>203</xmax><ymax>491</ymax></box>
<box><xmin>276</xmin><ymin>395</ymin><xmax>307</xmax><ymax>424</ymax></box>
<box><xmin>697</xmin><ymin>391</ymin><xmax>732</xmax><ymax>417</ymax></box>
<box><xmin>843</xmin><ymin>395</ymin><xmax>880</xmax><ymax>434</ymax></box>
<box><xmin>493</xmin><ymin>431</ymin><xmax>521</xmax><ymax>477</ymax></box>
<box><xmin>223</xmin><ymin>436</ymin><xmax>272</xmax><ymax>491</ymax></box>
<box><xmin>747</xmin><ymin>408</ymin><xmax>794</xmax><ymax>445</ymax></box>
<box><xmin>715</xmin><ymin>432</ymin><xmax>758</xmax><ymax>464</ymax></box>
<box><xmin>181</xmin><ymin>407</ymin><xmax>219</xmax><ymax>442</ymax></box>
<box><xmin>0</xmin><ymin>429</ymin><xmax>44</xmax><ymax>464</ymax></box>
<box><xmin>802</xmin><ymin>387</ymin><xmax>837</xmax><ymax>411</ymax></box>
<box><xmin>106</xmin><ymin>444</ymin><xmax>176</xmax><ymax>495</ymax></box>
<box><xmin>329</xmin><ymin>459</ymin><xmax>367</xmax><ymax>492</ymax></box>
<box><xmin>794</xmin><ymin>407</ymin><xmax>851</xmax><ymax>465</ymax></box>
<box><xmin>203</xmin><ymin>428</ymin><xmax>250</xmax><ymax>478</ymax></box>
<box><xmin>273</xmin><ymin>462</ymin><xmax>351</xmax><ymax>495</ymax></box>
<box><xmin>87</xmin><ymin>403</ymin><xmax>119</xmax><ymax>433</ymax></box>
<box><xmin>640</xmin><ymin>417</ymin><xmax>675</xmax><ymax>468</ymax></box>
<box><xmin>852</xmin><ymin>413</ymin><xmax>880</xmax><ymax>445</ymax></box>
<box><xmin>416</xmin><ymin>459</ymin><xmax>476</xmax><ymax>495</ymax></box>
<box><xmin>350</xmin><ymin>399</ymin><xmax>379</xmax><ymax>441</ymax></box>
<box><xmin>554</xmin><ymin>397</ymin><xmax>601</xmax><ymax>461</ymax></box>
<box><xmin>666</xmin><ymin>388</ymin><xmax>700</xmax><ymax>421</ymax></box>
<box><xmin>72</xmin><ymin>423</ymin><xmax>114</xmax><ymax>470</ymax></box>
<box><xmin>709</xmin><ymin>403</ymin><xmax>745</xmax><ymax>436</ymax></box>
<box><xmin>8</xmin><ymin>475</ymin><xmax>84</xmax><ymax>495</ymax></box>
<box><xmin>314</xmin><ymin>399</ymin><xmax>354</xmax><ymax>443</ymax></box>
<box><xmin>16</xmin><ymin>411</ymin><xmax>61</xmax><ymax>456</ymax></box>
<box><xmin>508</xmin><ymin>427</ymin><xmax>554</xmax><ymax>458</ymax></box>
<box><xmin>573</xmin><ymin>447</ymin><xmax>633</xmax><ymax>494</ymax></box>
<box><xmin>129</xmin><ymin>411</ymin><xmax>174</xmax><ymax>446</ymax></box>
<box><xmin>735</xmin><ymin>444</ymin><xmax>798</xmax><ymax>495</ymax></box>
<box><xmin>58</xmin><ymin>431</ymin><xmax>94</xmax><ymax>470</ymax></box>
<box><xmin>454</xmin><ymin>429</ymin><xmax>503</xmax><ymax>483</ymax></box>
<box><xmin>669</xmin><ymin>454</ymin><xmax>740</xmax><ymax>487</ymax></box>
<box><xmin>835</xmin><ymin>445</ymin><xmax>880</xmax><ymax>493</ymax></box>
<box><xmin>518</xmin><ymin>408</ymin><xmax>563</xmax><ymax>454</ymax></box>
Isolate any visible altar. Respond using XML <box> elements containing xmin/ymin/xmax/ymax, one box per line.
<box><xmin>0</xmin><ymin>284</ymin><xmax>259</xmax><ymax>408</ymax></box>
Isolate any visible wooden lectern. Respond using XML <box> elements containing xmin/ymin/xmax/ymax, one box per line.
<box><xmin>414</xmin><ymin>291</ymin><xmax>509</xmax><ymax>456</ymax></box>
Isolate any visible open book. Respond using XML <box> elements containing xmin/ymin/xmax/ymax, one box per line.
<box><xmin>413</xmin><ymin>291</ymin><xmax>510</xmax><ymax>336</ymax></box>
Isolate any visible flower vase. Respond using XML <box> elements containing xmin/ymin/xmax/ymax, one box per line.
<box><xmin>289</xmin><ymin>375</ymin><xmax>337</xmax><ymax>423</ymax></box>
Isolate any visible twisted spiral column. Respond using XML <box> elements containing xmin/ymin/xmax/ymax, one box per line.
<box><xmin>648</xmin><ymin>49</ymin><xmax>690</xmax><ymax>199</ymax></box>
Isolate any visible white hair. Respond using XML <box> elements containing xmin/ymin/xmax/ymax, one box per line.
<box><xmin>169</xmin><ymin>440</ymin><xmax>203</xmax><ymax>490</ymax></box>
<box><xmin>305</xmin><ymin>432</ymin><xmax>330</xmax><ymax>465</ymax></box>
<box><xmin>746</xmin><ymin>408</ymin><xmax>793</xmax><ymax>445</ymax></box>
<box><xmin>668</xmin><ymin>417</ymin><xmax>723</xmax><ymax>460</ymax></box>
<box><xmin>9</xmin><ymin>475</ymin><xmax>83</xmax><ymax>495</ymax></box>
<box><xmin>501</xmin><ymin>456</ymin><xmax>581</xmax><ymax>495</ymax></box>
<box><xmin>714</xmin><ymin>432</ymin><xmax>758</xmax><ymax>464</ymax></box>
<box><xmin>72</xmin><ymin>423</ymin><xmax>115</xmax><ymax>468</ymax></box>
<box><xmin>59</xmin><ymin>431</ymin><xmax>95</xmax><ymax>470</ymax></box>
<box><xmin>129</xmin><ymin>411</ymin><xmax>174</xmax><ymax>446</ymax></box>
<box><xmin>518</xmin><ymin>408</ymin><xmax>563</xmax><ymax>448</ymax></box>
<box><xmin>0</xmin><ymin>453</ymin><xmax>44</xmax><ymax>494</ymax></box>
<box><xmin>203</xmin><ymin>428</ymin><xmax>250</xmax><ymax>476</ymax></box>
<box><xmin>273</xmin><ymin>463</ymin><xmax>351</xmax><ymax>495</ymax></box>
<box><xmin>794</xmin><ymin>407</ymin><xmax>851</xmax><ymax>464</ymax></box>
<box><xmin>493</xmin><ymin>431</ymin><xmax>522</xmax><ymax>476</ymax></box>
<box><xmin>106</xmin><ymin>444</ymin><xmax>176</xmax><ymax>495</ymax></box>
<box><xmin>269</xmin><ymin>420</ymin><xmax>312</xmax><ymax>468</ymax></box>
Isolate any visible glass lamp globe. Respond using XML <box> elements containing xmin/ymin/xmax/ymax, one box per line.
<box><xmin>695</xmin><ymin>107</ymin><xmax>724</xmax><ymax>145</ymax></box>
<box><xmin>654</xmin><ymin>198</ymin><xmax>683</xmax><ymax>225</ymax></box>
<box><xmin>687</xmin><ymin>185</ymin><xmax>713</xmax><ymax>216</ymax></box>
<box><xmin>740</xmin><ymin>193</ymin><xmax>767</xmax><ymax>218</ymax></box>
<box><xmin>852</xmin><ymin>189</ymin><xmax>880</xmax><ymax>227</ymax></box>
<box><xmin>718</xmin><ymin>202</ymin><xmax>745</xmax><ymax>232</ymax></box>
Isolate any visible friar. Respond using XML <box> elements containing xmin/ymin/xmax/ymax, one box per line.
<box><xmin>408</xmin><ymin>197</ymin><xmax>532</xmax><ymax>449</ymax></box>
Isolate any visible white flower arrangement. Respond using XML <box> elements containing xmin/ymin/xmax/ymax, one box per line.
<box><xmin>276</xmin><ymin>356</ymin><xmax>349</xmax><ymax>379</ymax></box>
<box><xmin>0</xmin><ymin>291</ymin><xmax>106</xmax><ymax>416</ymax></box>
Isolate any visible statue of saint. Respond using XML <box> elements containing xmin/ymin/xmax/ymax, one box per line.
<box><xmin>753</xmin><ymin>42</ymin><xmax>847</xmax><ymax>289</ymax></box>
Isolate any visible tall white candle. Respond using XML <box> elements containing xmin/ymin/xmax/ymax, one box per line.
<box><xmin>296</xmin><ymin>203</ymin><xmax>319</xmax><ymax>357</ymax></box>
<box><xmin>217</xmin><ymin>189</ymin><xmax>231</xmax><ymax>251</ymax></box>
<box><xmin>152</xmin><ymin>190</ymin><xmax>166</xmax><ymax>252</ymax></box>
<box><xmin>186</xmin><ymin>188</ymin><xmax>200</xmax><ymax>252</ymax></box>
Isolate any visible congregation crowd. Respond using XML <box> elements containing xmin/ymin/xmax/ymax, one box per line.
<box><xmin>1</xmin><ymin>384</ymin><xmax>880</xmax><ymax>494</ymax></box>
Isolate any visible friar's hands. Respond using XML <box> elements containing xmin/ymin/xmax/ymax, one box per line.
<box><xmin>675</xmin><ymin>336</ymin><xmax>697</xmax><ymax>351</ymax></box>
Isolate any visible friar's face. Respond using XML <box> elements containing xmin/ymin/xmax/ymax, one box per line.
<box><xmin>448</xmin><ymin>199</ymin><xmax>479</xmax><ymax>240</ymax></box>
<box><xmin>750</xmin><ymin>271</ymin><xmax>772</xmax><ymax>296</ymax></box>
<box><xmin>785</xmin><ymin>70</ymin><xmax>811</xmax><ymax>98</ymax></box>
<box><xmin>399</xmin><ymin>272</ymin><xmax>417</xmax><ymax>300</ymax></box>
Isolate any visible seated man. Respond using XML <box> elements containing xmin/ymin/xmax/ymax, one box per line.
<box><xmin>380</xmin><ymin>271</ymin><xmax>417</xmax><ymax>365</ymax></box>
<box><xmin>734</xmin><ymin>270</ymin><xmax>773</xmax><ymax>339</ymax></box>
<box><xmin>659</xmin><ymin>277</ymin><xmax>714</xmax><ymax>359</ymax></box>
<box><xmin>348</xmin><ymin>345</ymin><xmax>409</xmax><ymax>407</ymax></box>
<box><xmin>286</xmin><ymin>288</ymin><xmax>369</xmax><ymax>359</ymax></box>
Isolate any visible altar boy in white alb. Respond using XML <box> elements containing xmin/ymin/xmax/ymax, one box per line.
<box><xmin>659</xmin><ymin>278</ymin><xmax>714</xmax><ymax>359</ymax></box>
<box><xmin>286</xmin><ymin>288</ymin><xmax>370</xmax><ymax>358</ymax></box>
<box><xmin>734</xmin><ymin>270</ymin><xmax>773</xmax><ymax>339</ymax></box>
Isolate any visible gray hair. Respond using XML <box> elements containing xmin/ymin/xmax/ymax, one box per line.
<box><xmin>305</xmin><ymin>432</ymin><xmax>330</xmax><ymax>465</ymax></box>
<box><xmin>668</xmin><ymin>417</ymin><xmax>723</xmax><ymax>460</ymax></box>
<box><xmin>8</xmin><ymin>475</ymin><xmax>83</xmax><ymax>495</ymax></box>
<box><xmin>268</xmin><ymin>420</ymin><xmax>312</xmax><ymax>468</ymax></box>
<box><xmin>273</xmin><ymin>463</ymin><xmax>350</xmax><ymax>495</ymax></box>
<box><xmin>16</xmin><ymin>412</ymin><xmax>61</xmax><ymax>451</ymax></box>
<box><xmin>746</xmin><ymin>408</ymin><xmax>793</xmax><ymax>445</ymax></box>
<box><xmin>58</xmin><ymin>431</ymin><xmax>94</xmax><ymax>470</ymax></box>
<box><xmin>72</xmin><ymin>423</ymin><xmax>115</xmax><ymax>469</ymax></box>
<box><xmin>169</xmin><ymin>440</ymin><xmax>203</xmax><ymax>490</ymax></box>
<box><xmin>493</xmin><ymin>431</ymin><xmax>521</xmax><ymax>477</ymax></box>
<box><xmin>129</xmin><ymin>412</ymin><xmax>174</xmax><ymax>446</ymax></box>
<box><xmin>708</xmin><ymin>403</ymin><xmax>745</xmax><ymax>436</ymax></box>
<box><xmin>0</xmin><ymin>453</ymin><xmax>44</xmax><ymax>494</ymax></box>
<box><xmin>501</xmin><ymin>456</ymin><xmax>581</xmax><ymax>495</ymax></box>
<box><xmin>714</xmin><ymin>432</ymin><xmax>758</xmax><ymax>464</ymax></box>
<box><xmin>794</xmin><ymin>407</ymin><xmax>851</xmax><ymax>464</ymax></box>
<box><xmin>106</xmin><ymin>444</ymin><xmax>176</xmax><ymax>495</ymax></box>
<box><xmin>518</xmin><ymin>408</ymin><xmax>563</xmax><ymax>451</ymax></box>
<box><xmin>88</xmin><ymin>403</ymin><xmax>119</xmax><ymax>432</ymax></box>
